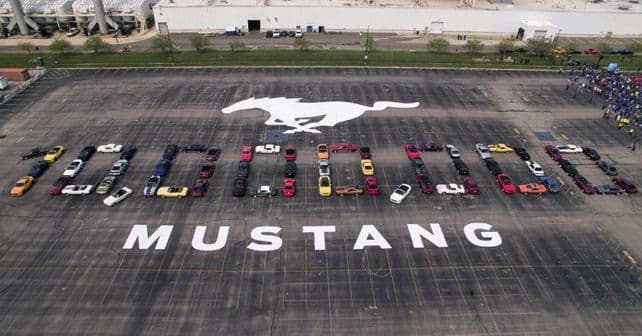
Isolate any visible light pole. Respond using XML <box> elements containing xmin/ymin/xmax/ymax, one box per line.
<box><xmin>364</xmin><ymin>25</ymin><xmax>370</xmax><ymax>65</ymax></box>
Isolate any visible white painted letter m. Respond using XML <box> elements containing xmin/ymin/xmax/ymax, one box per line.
<box><xmin>123</xmin><ymin>225</ymin><xmax>174</xmax><ymax>250</ymax></box>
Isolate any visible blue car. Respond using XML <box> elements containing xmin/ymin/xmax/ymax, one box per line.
<box><xmin>154</xmin><ymin>159</ymin><xmax>171</xmax><ymax>177</ymax></box>
<box><xmin>538</xmin><ymin>176</ymin><xmax>559</xmax><ymax>193</ymax></box>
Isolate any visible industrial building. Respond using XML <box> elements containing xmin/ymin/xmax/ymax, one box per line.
<box><xmin>0</xmin><ymin>0</ymin><xmax>158</xmax><ymax>36</ymax></box>
<box><xmin>152</xmin><ymin>0</ymin><xmax>642</xmax><ymax>38</ymax></box>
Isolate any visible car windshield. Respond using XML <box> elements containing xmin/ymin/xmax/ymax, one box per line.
<box><xmin>115</xmin><ymin>190</ymin><xmax>127</xmax><ymax>197</ymax></box>
<box><xmin>286</xmin><ymin>149</ymin><xmax>294</xmax><ymax>154</ymax></box>
<box><xmin>500</xmin><ymin>176</ymin><xmax>510</xmax><ymax>183</ymax></box>
<box><xmin>321</xmin><ymin>180</ymin><xmax>329</xmax><ymax>187</ymax></box>
<box><xmin>319</xmin><ymin>147</ymin><xmax>327</xmax><ymax>152</ymax></box>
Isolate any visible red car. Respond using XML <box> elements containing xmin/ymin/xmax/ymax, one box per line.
<box><xmin>405</xmin><ymin>144</ymin><xmax>421</xmax><ymax>160</ymax></box>
<box><xmin>240</xmin><ymin>146</ymin><xmax>253</xmax><ymax>161</ymax></box>
<box><xmin>612</xmin><ymin>176</ymin><xmax>637</xmax><ymax>194</ymax></box>
<box><xmin>544</xmin><ymin>145</ymin><xmax>563</xmax><ymax>162</ymax></box>
<box><xmin>584</xmin><ymin>49</ymin><xmax>601</xmax><ymax>55</ymax></box>
<box><xmin>49</xmin><ymin>176</ymin><xmax>71</xmax><ymax>195</ymax></box>
<box><xmin>364</xmin><ymin>176</ymin><xmax>380</xmax><ymax>195</ymax></box>
<box><xmin>330</xmin><ymin>142</ymin><xmax>358</xmax><ymax>152</ymax></box>
<box><xmin>191</xmin><ymin>179</ymin><xmax>208</xmax><ymax>197</ymax></box>
<box><xmin>416</xmin><ymin>173</ymin><xmax>433</xmax><ymax>194</ymax></box>
<box><xmin>283</xmin><ymin>178</ymin><xmax>296</xmax><ymax>197</ymax></box>
<box><xmin>198</xmin><ymin>162</ymin><xmax>215</xmax><ymax>178</ymax></box>
<box><xmin>284</xmin><ymin>146</ymin><xmax>296</xmax><ymax>161</ymax></box>
<box><xmin>573</xmin><ymin>175</ymin><xmax>595</xmax><ymax>194</ymax></box>
<box><xmin>496</xmin><ymin>173</ymin><xmax>516</xmax><ymax>194</ymax></box>
<box><xmin>462</xmin><ymin>176</ymin><xmax>480</xmax><ymax>195</ymax></box>
<box><xmin>419</xmin><ymin>143</ymin><xmax>444</xmax><ymax>152</ymax></box>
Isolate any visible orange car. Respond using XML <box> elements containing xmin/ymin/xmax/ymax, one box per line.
<box><xmin>11</xmin><ymin>176</ymin><xmax>35</xmax><ymax>197</ymax></box>
<box><xmin>518</xmin><ymin>183</ymin><xmax>547</xmax><ymax>195</ymax></box>
<box><xmin>317</xmin><ymin>144</ymin><xmax>329</xmax><ymax>159</ymax></box>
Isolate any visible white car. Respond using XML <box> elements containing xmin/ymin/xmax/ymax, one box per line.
<box><xmin>390</xmin><ymin>183</ymin><xmax>412</xmax><ymax>204</ymax></box>
<box><xmin>525</xmin><ymin>160</ymin><xmax>544</xmax><ymax>177</ymax></box>
<box><xmin>110</xmin><ymin>159</ymin><xmax>129</xmax><ymax>176</ymax></box>
<box><xmin>294</xmin><ymin>29</ymin><xmax>303</xmax><ymax>38</ymax></box>
<box><xmin>62</xmin><ymin>184</ymin><xmax>94</xmax><ymax>195</ymax></box>
<box><xmin>103</xmin><ymin>186</ymin><xmax>133</xmax><ymax>206</ymax></box>
<box><xmin>66</xmin><ymin>27</ymin><xmax>79</xmax><ymax>37</ymax></box>
<box><xmin>97</xmin><ymin>144</ymin><xmax>124</xmax><ymax>153</ymax></box>
<box><xmin>446</xmin><ymin>144</ymin><xmax>460</xmax><ymax>159</ymax></box>
<box><xmin>62</xmin><ymin>159</ymin><xmax>85</xmax><ymax>177</ymax></box>
<box><xmin>436</xmin><ymin>184</ymin><xmax>465</xmax><ymax>195</ymax></box>
<box><xmin>318</xmin><ymin>159</ymin><xmax>331</xmax><ymax>176</ymax></box>
<box><xmin>475</xmin><ymin>143</ymin><xmax>492</xmax><ymax>160</ymax></box>
<box><xmin>555</xmin><ymin>144</ymin><xmax>582</xmax><ymax>153</ymax></box>
<box><xmin>255</xmin><ymin>144</ymin><xmax>281</xmax><ymax>154</ymax></box>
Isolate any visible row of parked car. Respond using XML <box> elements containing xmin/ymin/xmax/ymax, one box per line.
<box><xmin>544</xmin><ymin>144</ymin><xmax>637</xmax><ymax>195</ymax></box>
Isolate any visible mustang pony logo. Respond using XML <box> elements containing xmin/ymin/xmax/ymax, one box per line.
<box><xmin>221</xmin><ymin>97</ymin><xmax>420</xmax><ymax>134</ymax></box>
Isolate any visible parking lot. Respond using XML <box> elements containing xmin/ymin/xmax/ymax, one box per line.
<box><xmin>0</xmin><ymin>68</ymin><xmax>640</xmax><ymax>335</ymax></box>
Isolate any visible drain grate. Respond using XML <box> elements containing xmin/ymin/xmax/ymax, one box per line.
<box><xmin>266</xmin><ymin>131</ymin><xmax>287</xmax><ymax>143</ymax></box>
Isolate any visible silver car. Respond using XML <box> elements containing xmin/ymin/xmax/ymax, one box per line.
<box><xmin>110</xmin><ymin>159</ymin><xmax>129</xmax><ymax>176</ymax></box>
<box><xmin>446</xmin><ymin>144</ymin><xmax>460</xmax><ymax>159</ymax></box>
<box><xmin>475</xmin><ymin>144</ymin><xmax>492</xmax><ymax>160</ymax></box>
<box><xmin>144</xmin><ymin>175</ymin><xmax>161</xmax><ymax>196</ymax></box>
<box><xmin>318</xmin><ymin>159</ymin><xmax>331</xmax><ymax>176</ymax></box>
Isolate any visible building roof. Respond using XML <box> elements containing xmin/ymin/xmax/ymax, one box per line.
<box><xmin>72</xmin><ymin>0</ymin><xmax>157</xmax><ymax>13</ymax></box>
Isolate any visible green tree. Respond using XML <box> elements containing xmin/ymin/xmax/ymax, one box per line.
<box><xmin>151</xmin><ymin>35</ymin><xmax>171</xmax><ymax>53</ymax></box>
<box><xmin>190</xmin><ymin>34</ymin><xmax>209</xmax><ymax>51</ymax></box>
<box><xmin>465</xmin><ymin>39</ymin><xmax>484</xmax><ymax>53</ymax></box>
<box><xmin>83</xmin><ymin>36</ymin><xmax>111</xmax><ymax>53</ymax></box>
<box><xmin>525</xmin><ymin>38</ymin><xmax>554</xmax><ymax>56</ymax></box>
<box><xmin>596</xmin><ymin>42</ymin><xmax>611</xmax><ymax>54</ymax></box>
<box><xmin>496</xmin><ymin>39</ymin><xmax>515</xmax><ymax>54</ymax></box>
<box><xmin>427</xmin><ymin>38</ymin><xmax>449</xmax><ymax>53</ymax></box>
<box><xmin>229</xmin><ymin>41</ymin><xmax>246</xmax><ymax>52</ymax></box>
<box><xmin>564</xmin><ymin>41</ymin><xmax>579</xmax><ymax>54</ymax></box>
<box><xmin>17</xmin><ymin>41</ymin><xmax>35</xmax><ymax>54</ymax></box>
<box><xmin>49</xmin><ymin>39</ymin><xmax>73</xmax><ymax>53</ymax></box>
<box><xmin>627</xmin><ymin>41</ymin><xmax>642</xmax><ymax>53</ymax></box>
<box><xmin>363</xmin><ymin>36</ymin><xmax>376</xmax><ymax>52</ymax></box>
<box><xmin>294</xmin><ymin>38</ymin><xmax>310</xmax><ymax>51</ymax></box>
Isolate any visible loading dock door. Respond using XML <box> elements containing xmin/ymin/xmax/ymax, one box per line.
<box><xmin>430</xmin><ymin>21</ymin><xmax>444</xmax><ymax>34</ymax></box>
<box><xmin>248</xmin><ymin>20</ymin><xmax>260</xmax><ymax>31</ymax></box>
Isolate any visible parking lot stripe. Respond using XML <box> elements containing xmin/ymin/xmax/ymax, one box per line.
<box><xmin>234</xmin><ymin>246</ymin><xmax>249</xmax><ymax>310</ymax></box>
<box><xmin>343</xmin><ymin>238</ymin><xmax>355</xmax><ymax>308</ymax></box>
<box><xmin>400</xmin><ymin>239</ymin><xmax>422</xmax><ymax>306</ymax></box>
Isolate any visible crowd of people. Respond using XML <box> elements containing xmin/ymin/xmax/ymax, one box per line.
<box><xmin>566</xmin><ymin>65</ymin><xmax>641</xmax><ymax>150</ymax></box>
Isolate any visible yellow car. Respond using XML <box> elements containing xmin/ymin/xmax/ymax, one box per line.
<box><xmin>360</xmin><ymin>159</ymin><xmax>374</xmax><ymax>176</ymax></box>
<box><xmin>317</xmin><ymin>144</ymin><xmax>329</xmax><ymax>160</ymax></box>
<box><xmin>156</xmin><ymin>186</ymin><xmax>189</xmax><ymax>198</ymax></box>
<box><xmin>43</xmin><ymin>145</ymin><xmax>65</xmax><ymax>162</ymax></box>
<box><xmin>488</xmin><ymin>144</ymin><xmax>513</xmax><ymax>153</ymax></box>
<box><xmin>11</xmin><ymin>176</ymin><xmax>34</xmax><ymax>197</ymax></box>
<box><xmin>552</xmin><ymin>47</ymin><xmax>566</xmax><ymax>55</ymax></box>
<box><xmin>318</xmin><ymin>176</ymin><xmax>332</xmax><ymax>197</ymax></box>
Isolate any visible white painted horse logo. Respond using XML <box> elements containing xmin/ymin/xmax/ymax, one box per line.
<box><xmin>222</xmin><ymin>97</ymin><xmax>420</xmax><ymax>134</ymax></box>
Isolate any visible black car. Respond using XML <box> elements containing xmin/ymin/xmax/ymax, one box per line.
<box><xmin>120</xmin><ymin>146</ymin><xmax>137</xmax><ymax>160</ymax></box>
<box><xmin>163</xmin><ymin>144</ymin><xmax>178</xmax><ymax>160</ymax></box>
<box><xmin>597</xmin><ymin>160</ymin><xmax>618</xmax><ymax>176</ymax></box>
<box><xmin>285</xmin><ymin>161</ymin><xmax>297</xmax><ymax>177</ymax></box>
<box><xmin>181</xmin><ymin>144</ymin><xmax>204</xmax><ymax>152</ymax></box>
<box><xmin>28</xmin><ymin>160</ymin><xmax>49</xmax><ymax>177</ymax></box>
<box><xmin>484</xmin><ymin>158</ymin><xmax>502</xmax><ymax>175</ymax></box>
<box><xmin>411</xmin><ymin>158</ymin><xmax>427</xmax><ymax>175</ymax></box>
<box><xmin>513</xmin><ymin>146</ymin><xmax>530</xmax><ymax>161</ymax></box>
<box><xmin>205</xmin><ymin>147</ymin><xmax>221</xmax><ymax>161</ymax></box>
<box><xmin>288</xmin><ymin>30</ymin><xmax>296</xmax><ymax>37</ymax></box>
<box><xmin>237</xmin><ymin>161</ymin><xmax>250</xmax><ymax>178</ymax></box>
<box><xmin>582</xmin><ymin>147</ymin><xmax>600</xmax><ymax>161</ymax></box>
<box><xmin>359</xmin><ymin>146</ymin><xmax>371</xmax><ymax>159</ymax></box>
<box><xmin>232</xmin><ymin>177</ymin><xmax>247</xmax><ymax>197</ymax></box>
<box><xmin>559</xmin><ymin>159</ymin><xmax>579</xmax><ymax>176</ymax></box>
<box><xmin>265</xmin><ymin>30</ymin><xmax>273</xmax><ymax>38</ymax></box>
<box><xmin>594</xmin><ymin>183</ymin><xmax>625</xmax><ymax>195</ymax></box>
<box><xmin>21</xmin><ymin>148</ymin><xmax>46</xmax><ymax>160</ymax></box>
<box><xmin>77</xmin><ymin>146</ymin><xmax>96</xmax><ymax>161</ymax></box>
<box><xmin>453</xmin><ymin>159</ymin><xmax>469</xmax><ymax>175</ymax></box>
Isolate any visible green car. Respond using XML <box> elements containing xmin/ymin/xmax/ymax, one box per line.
<box><xmin>249</xmin><ymin>185</ymin><xmax>278</xmax><ymax>198</ymax></box>
<box><xmin>96</xmin><ymin>176</ymin><xmax>116</xmax><ymax>194</ymax></box>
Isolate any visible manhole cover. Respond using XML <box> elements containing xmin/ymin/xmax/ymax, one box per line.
<box><xmin>534</xmin><ymin>131</ymin><xmax>555</xmax><ymax>141</ymax></box>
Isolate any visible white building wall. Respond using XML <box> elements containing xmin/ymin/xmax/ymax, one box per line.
<box><xmin>153</xmin><ymin>5</ymin><xmax>642</xmax><ymax>36</ymax></box>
